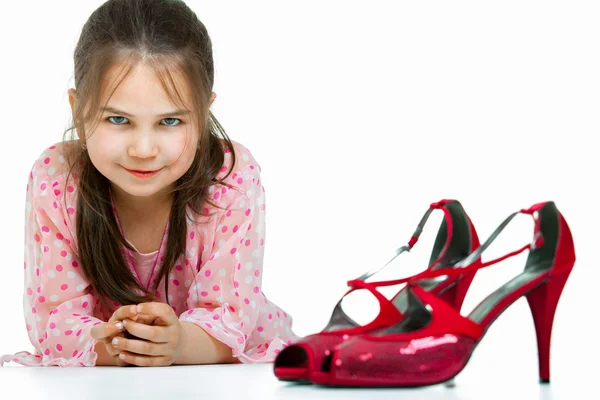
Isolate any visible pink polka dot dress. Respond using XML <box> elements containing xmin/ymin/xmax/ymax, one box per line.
<box><xmin>0</xmin><ymin>139</ymin><xmax>298</xmax><ymax>367</ymax></box>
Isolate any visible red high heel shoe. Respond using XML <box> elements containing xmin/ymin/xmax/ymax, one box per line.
<box><xmin>274</xmin><ymin>199</ymin><xmax>482</xmax><ymax>383</ymax></box>
<box><xmin>317</xmin><ymin>201</ymin><xmax>575</xmax><ymax>387</ymax></box>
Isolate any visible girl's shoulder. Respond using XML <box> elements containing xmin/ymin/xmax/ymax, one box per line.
<box><xmin>28</xmin><ymin>140</ymin><xmax>80</xmax><ymax>201</ymax></box>
<box><xmin>216</xmin><ymin>138</ymin><xmax>262</xmax><ymax>184</ymax></box>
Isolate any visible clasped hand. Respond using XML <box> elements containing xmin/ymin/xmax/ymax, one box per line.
<box><xmin>91</xmin><ymin>302</ymin><xmax>184</xmax><ymax>367</ymax></box>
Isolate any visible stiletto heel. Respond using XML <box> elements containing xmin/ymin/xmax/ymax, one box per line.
<box><xmin>526</xmin><ymin>271</ymin><xmax>571</xmax><ymax>383</ymax></box>
<box><xmin>274</xmin><ymin>199</ymin><xmax>481</xmax><ymax>383</ymax></box>
<box><xmin>319</xmin><ymin>201</ymin><xmax>575</xmax><ymax>387</ymax></box>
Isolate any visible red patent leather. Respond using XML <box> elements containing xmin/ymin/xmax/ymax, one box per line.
<box><xmin>318</xmin><ymin>201</ymin><xmax>575</xmax><ymax>387</ymax></box>
<box><xmin>274</xmin><ymin>199</ymin><xmax>481</xmax><ymax>382</ymax></box>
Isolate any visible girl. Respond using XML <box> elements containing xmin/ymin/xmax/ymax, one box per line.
<box><xmin>1</xmin><ymin>0</ymin><xmax>296</xmax><ymax>367</ymax></box>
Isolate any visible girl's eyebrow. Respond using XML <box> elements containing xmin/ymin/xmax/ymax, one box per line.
<box><xmin>100</xmin><ymin>106</ymin><xmax>191</xmax><ymax>118</ymax></box>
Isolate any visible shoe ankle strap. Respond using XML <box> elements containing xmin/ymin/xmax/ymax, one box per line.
<box><xmin>348</xmin><ymin>204</ymin><xmax>545</xmax><ymax>290</ymax></box>
<box><xmin>351</xmin><ymin>199</ymin><xmax>456</xmax><ymax>283</ymax></box>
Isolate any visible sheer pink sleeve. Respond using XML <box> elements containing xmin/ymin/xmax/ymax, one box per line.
<box><xmin>1</xmin><ymin>158</ymin><xmax>102</xmax><ymax>367</ymax></box>
<box><xmin>179</xmin><ymin>163</ymin><xmax>267</xmax><ymax>361</ymax></box>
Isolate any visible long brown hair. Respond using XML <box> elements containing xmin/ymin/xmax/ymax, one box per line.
<box><xmin>60</xmin><ymin>0</ymin><xmax>237</xmax><ymax>308</ymax></box>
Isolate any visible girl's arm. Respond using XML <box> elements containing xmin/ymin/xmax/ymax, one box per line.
<box><xmin>177</xmin><ymin>163</ymin><xmax>267</xmax><ymax>364</ymax></box>
<box><xmin>22</xmin><ymin>155</ymin><xmax>104</xmax><ymax>367</ymax></box>
<box><xmin>174</xmin><ymin>321</ymin><xmax>233</xmax><ymax>365</ymax></box>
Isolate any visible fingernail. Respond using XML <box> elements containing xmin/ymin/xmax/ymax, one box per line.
<box><xmin>119</xmin><ymin>354</ymin><xmax>126</xmax><ymax>360</ymax></box>
<box><xmin>122</xmin><ymin>320</ymin><xmax>128</xmax><ymax>327</ymax></box>
<box><xmin>130</xmin><ymin>306</ymin><xmax>136</xmax><ymax>313</ymax></box>
<box><xmin>137</xmin><ymin>305</ymin><xmax>143</xmax><ymax>313</ymax></box>
<box><xmin>112</xmin><ymin>338</ymin><xmax>119</xmax><ymax>345</ymax></box>
<box><xmin>115</xmin><ymin>322</ymin><xmax>123</xmax><ymax>330</ymax></box>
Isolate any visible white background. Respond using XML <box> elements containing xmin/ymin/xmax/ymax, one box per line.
<box><xmin>0</xmin><ymin>1</ymin><xmax>597</xmax><ymax>398</ymax></box>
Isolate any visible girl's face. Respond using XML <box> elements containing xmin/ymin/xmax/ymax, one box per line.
<box><xmin>69</xmin><ymin>63</ymin><xmax>215</xmax><ymax>205</ymax></box>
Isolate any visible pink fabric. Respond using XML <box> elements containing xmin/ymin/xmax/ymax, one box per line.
<box><xmin>125</xmin><ymin>240</ymin><xmax>159</xmax><ymax>289</ymax></box>
<box><xmin>0</xmin><ymin>140</ymin><xmax>298</xmax><ymax>367</ymax></box>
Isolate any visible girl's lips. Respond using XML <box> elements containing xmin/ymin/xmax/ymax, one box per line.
<box><xmin>124</xmin><ymin>167</ymin><xmax>163</xmax><ymax>178</ymax></box>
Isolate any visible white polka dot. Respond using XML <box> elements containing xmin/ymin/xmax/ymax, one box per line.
<box><xmin>66</xmin><ymin>302</ymin><xmax>73</xmax><ymax>309</ymax></box>
<box><xmin>238</xmin><ymin>310</ymin><xmax>244</xmax><ymax>318</ymax></box>
<box><xmin>53</xmin><ymin>240</ymin><xmax>63</xmax><ymax>248</ymax></box>
<box><xmin>219</xmin><ymin>268</ymin><xmax>227</xmax><ymax>277</ymax></box>
<box><xmin>48</xmin><ymin>168</ymin><xmax>56</xmax><ymax>176</ymax></box>
<box><xmin>185</xmin><ymin>280</ymin><xmax>191</xmax><ymax>286</ymax></box>
<box><xmin>244</xmin><ymin>262</ymin><xmax>253</xmax><ymax>271</ymax></box>
<box><xmin>65</xmin><ymin>319</ymin><xmax>74</xmax><ymax>324</ymax></box>
<box><xmin>192</xmin><ymin>294</ymin><xmax>198</xmax><ymax>301</ymax></box>
<box><xmin>58</xmin><ymin>156</ymin><xmax>65</xmax><ymax>163</ymax></box>
<box><xmin>274</xmin><ymin>321</ymin><xmax>279</xmax><ymax>329</ymax></box>
<box><xmin>245</xmin><ymin>275</ymin><xmax>253</xmax><ymax>284</ymax></box>
<box><xmin>168</xmin><ymin>295</ymin><xmax>173</xmax><ymax>302</ymax></box>
<box><xmin>250</xmin><ymin>301</ymin><xmax>256</xmax><ymax>309</ymax></box>
<box><xmin>259</xmin><ymin>332</ymin><xmax>266</xmax><ymax>339</ymax></box>
<box><xmin>79</xmin><ymin>335</ymin><xmax>85</xmax><ymax>344</ymax></box>
<box><xmin>76</xmin><ymin>284</ymin><xmax>86</xmax><ymax>292</ymax></box>
<box><xmin>48</xmin><ymin>270</ymin><xmax>56</xmax><ymax>279</ymax></box>
<box><xmin>40</xmin><ymin>190</ymin><xmax>47</xmax><ymax>197</ymax></box>
<box><xmin>50</xmin><ymin>294</ymin><xmax>58</xmax><ymax>302</ymax></box>
<box><xmin>66</xmin><ymin>254</ymin><xmax>72</xmax><ymax>261</ymax></box>
<box><xmin>52</xmin><ymin>328</ymin><xmax>60</xmax><ymax>336</ymax></box>
<box><xmin>67</xmin><ymin>272</ymin><xmax>76</xmax><ymax>279</ymax></box>
<box><xmin>242</xmin><ymin>153</ymin><xmax>249</xmax><ymax>161</ymax></box>
<box><xmin>243</xmin><ymin>316</ymin><xmax>250</xmax><ymax>324</ymax></box>
<box><xmin>218</xmin><ymin>239</ymin><xmax>226</xmax><ymax>248</ymax></box>
<box><xmin>71</xmin><ymin>324</ymin><xmax>80</xmax><ymax>331</ymax></box>
<box><xmin>35</xmin><ymin>315</ymin><xmax>41</xmax><ymax>322</ymax></box>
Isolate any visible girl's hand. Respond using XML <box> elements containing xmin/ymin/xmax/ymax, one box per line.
<box><xmin>91</xmin><ymin>305</ymin><xmax>140</xmax><ymax>367</ymax></box>
<box><xmin>111</xmin><ymin>302</ymin><xmax>184</xmax><ymax>367</ymax></box>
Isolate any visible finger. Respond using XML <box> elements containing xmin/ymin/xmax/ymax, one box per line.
<box><xmin>122</xmin><ymin>319</ymin><xmax>170</xmax><ymax>343</ymax></box>
<box><xmin>111</xmin><ymin>336</ymin><xmax>172</xmax><ymax>357</ymax></box>
<box><xmin>90</xmin><ymin>321</ymin><xmax>125</xmax><ymax>341</ymax></box>
<box><xmin>108</xmin><ymin>305</ymin><xmax>140</xmax><ymax>324</ymax></box>
<box><xmin>116</xmin><ymin>358</ymin><xmax>130</xmax><ymax>367</ymax></box>
<box><xmin>117</xmin><ymin>351</ymin><xmax>172</xmax><ymax>367</ymax></box>
<box><xmin>104</xmin><ymin>341</ymin><xmax>120</xmax><ymax>358</ymax></box>
<box><xmin>134</xmin><ymin>313</ymin><xmax>160</xmax><ymax>326</ymax></box>
<box><xmin>136</xmin><ymin>302</ymin><xmax>178</xmax><ymax>326</ymax></box>
<box><xmin>99</xmin><ymin>338</ymin><xmax>130</xmax><ymax>367</ymax></box>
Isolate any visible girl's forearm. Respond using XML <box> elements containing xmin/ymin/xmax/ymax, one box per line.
<box><xmin>174</xmin><ymin>321</ymin><xmax>234</xmax><ymax>365</ymax></box>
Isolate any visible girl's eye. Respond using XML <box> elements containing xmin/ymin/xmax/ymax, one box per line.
<box><xmin>107</xmin><ymin>116</ymin><xmax>128</xmax><ymax>125</ymax></box>
<box><xmin>162</xmin><ymin>118</ymin><xmax>181</xmax><ymax>127</ymax></box>
<box><xmin>106</xmin><ymin>116</ymin><xmax>182</xmax><ymax>127</ymax></box>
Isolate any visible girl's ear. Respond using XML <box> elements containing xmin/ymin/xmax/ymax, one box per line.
<box><xmin>68</xmin><ymin>88</ymin><xmax>77</xmax><ymax>113</ymax></box>
<box><xmin>68</xmin><ymin>88</ymin><xmax>83</xmax><ymax>142</ymax></box>
<box><xmin>205</xmin><ymin>92</ymin><xmax>217</xmax><ymax>120</ymax></box>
